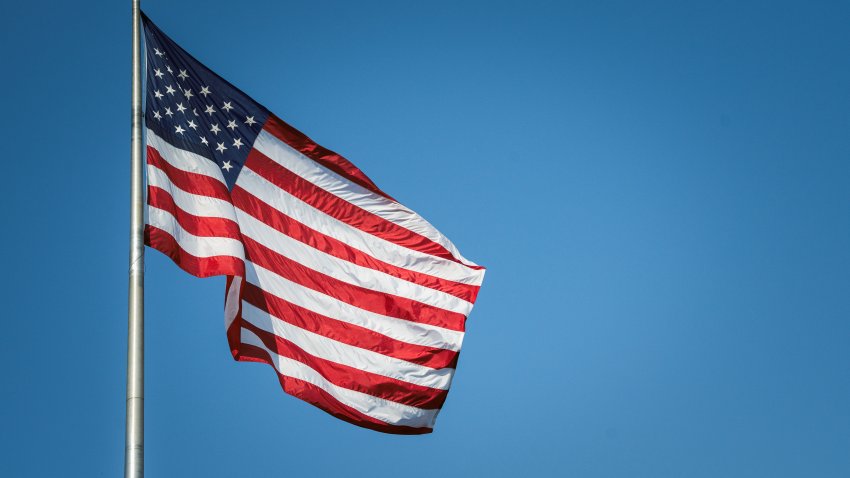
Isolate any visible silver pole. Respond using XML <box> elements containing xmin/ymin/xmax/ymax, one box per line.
<box><xmin>125</xmin><ymin>0</ymin><xmax>145</xmax><ymax>477</ymax></box>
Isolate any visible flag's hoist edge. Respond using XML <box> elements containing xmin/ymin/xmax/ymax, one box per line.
<box><xmin>140</xmin><ymin>12</ymin><xmax>485</xmax><ymax>434</ymax></box>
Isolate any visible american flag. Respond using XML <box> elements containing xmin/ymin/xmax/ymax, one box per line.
<box><xmin>141</xmin><ymin>12</ymin><xmax>485</xmax><ymax>434</ymax></box>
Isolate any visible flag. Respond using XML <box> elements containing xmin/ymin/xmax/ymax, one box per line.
<box><xmin>141</xmin><ymin>12</ymin><xmax>485</xmax><ymax>434</ymax></box>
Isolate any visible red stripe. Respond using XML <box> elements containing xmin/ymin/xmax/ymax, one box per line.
<box><xmin>145</xmin><ymin>225</ymin><xmax>244</xmax><ymax>277</ymax></box>
<box><xmin>262</xmin><ymin>114</ymin><xmax>394</xmax><ymax>201</ymax></box>
<box><xmin>245</xmin><ymin>149</ymin><xmax>480</xmax><ymax>270</ymax></box>
<box><xmin>237</xmin><ymin>344</ymin><xmax>433</xmax><ymax>434</ymax></box>
<box><xmin>233</xmin><ymin>186</ymin><xmax>478</xmax><ymax>302</ymax></box>
<box><xmin>231</xmin><ymin>186</ymin><xmax>480</xmax><ymax>303</ymax></box>
<box><xmin>147</xmin><ymin>146</ymin><xmax>231</xmax><ymax>201</ymax></box>
<box><xmin>148</xmin><ymin>186</ymin><xmax>241</xmax><ymax>239</ymax></box>
<box><xmin>243</xmin><ymin>235</ymin><xmax>466</xmax><ymax>332</ymax></box>
<box><xmin>241</xmin><ymin>321</ymin><xmax>448</xmax><ymax>409</ymax></box>
<box><xmin>241</xmin><ymin>281</ymin><xmax>459</xmax><ymax>369</ymax></box>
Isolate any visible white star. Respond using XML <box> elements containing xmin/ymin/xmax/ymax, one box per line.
<box><xmin>244</xmin><ymin>116</ymin><xmax>257</xmax><ymax>126</ymax></box>
<box><xmin>193</xmin><ymin>108</ymin><xmax>199</xmax><ymax>117</ymax></box>
<box><xmin>154</xmin><ymin>90</ymin><xmax>164</xmax><ymax>99</ymax></box>
<box><xmin>154</xmin><ymin>68</ymin><xmax>164</xmax><ymax>79</ymax></box>
<box><xmin>154</xmin><ymin>48</ymin><xmax>164</xmax><ymax>57</ymax></box>
<box><xmin>226</xmin><ymin>119</ymin><xmax>238</xmax><ymax>130</ymax></box>
<box><xmin>174</xmin><ymin>124</ymin><xmax>185</xmax><ymax>135</ymax></box>
<box><xmin>153</xmin><ymin>110</ymin><xmax>162</xmax><ymax>120</ymax></box>
<box><xmin>216</xmin><ymin>142</ymin><xmax>227</xmax><ymax>153</ymax></box>
<box><xmin>222</xmin><ymin>101</ymin><xmax>234</xmax><ymax>112</ymax></box>
<box><xmin>200</xmin><ymin>136</ymin><xmax>209</xmax><ymax>145</ymax></box>
<box><xmin>222</xmin><ymin>161</ymin><xmax>233</xmax><ymax>171</ymax></box>
<box><xmin>183</xmin><ymin>88</ymin><xmax>193</xmax><ymax>100</ymax></box>
<box><xmin>166</xmin><ymin>65</ymin><xmax>173</xmax><ymax>74</ymax></box>
<box><xmin>204</xmin><ymin>105</ymin><xmax>216</xmax><ymax>115</ymax></box>
<box><xmin>176</xmin><ymin>103</ymin><xmax>187</xmax><ymax>113</ymax></box>
<box><xmin>165</xmin><ymin>85</ymin><xmax>176</xmax><ymax>95</ymax></box>
<box><xmin>178</xmin><ymin>69</ymin><xmax>189</xmax><ymax>80</ymax></box>
<box><xmin>210</xmin><ymin>124</ymin><xmax>221</xmax><ymax>134</ymax></box>
<box><xmin>187</xmin><ymin>120</ymin><xmax>198</xmax><ymax>130</ymax></box>
<box><xmin>232</xmin><ymin>137</ymin><xmax>244</xmax><ymax>149</ymax></box>
<box><xmin>164</xmin><ymin>107</ymin><xmax>173</xmax><ymax>117</ymax></box>
<box><xmin>199</xmin><ymin>86</ymin><xmax>211</xmax><ymax>97</ymax></box>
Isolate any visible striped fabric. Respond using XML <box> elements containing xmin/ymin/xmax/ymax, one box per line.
<box><xmin>141</xmin><ymin>13</ymin><xmax>484</xmax><ymax>434</ymax></box>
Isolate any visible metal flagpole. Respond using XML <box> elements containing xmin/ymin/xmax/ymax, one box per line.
<box><xmin>126</xmin><ymin>0</ymin><xmax>145</xmax><ymax>477</ymax></box>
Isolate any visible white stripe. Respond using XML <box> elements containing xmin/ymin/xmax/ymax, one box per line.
<box><xmin>245</xmin><ymin>261</ymin><xmax>463</xmax><ymax>352</ymax></box>
<box><xmin>235</xmin><ymin>208</ymin><xmax>473</xmax><ymax>313</ymax></box>
<box><xmin>147</xmin><ymin>207</ymin><xmax>245</xmax><ymax>259</ymax></box>
<box><xmin>147</xmin><ymin>165</ymin><xmax>238</xmax><ymax>220</ymax></box>
<box><xmin>236</xmin><ymin>167</ymin><xmax>483</xmax><ymax>286</ymax></box>
<box><xmin>241</xmin><ymin>301</ymin><xmax>454</xmax><ymax>390</ymax></box>
<box><xmin>240</xmin><ymin>328</ymin><xmax>437</xmax><ymax>428</ymax></box>
<box><xmin>147</xmin><ymin>129</ymin><xmax>227</xmax><ymax>183</ymax></box>
<box><xmin>253</xmin><ymin>130</ymin><xmax>479</xmax><ymax>268</ymax></box>
<box><xmin>224</xmin><ymin>276</ymin><xmax>242</xmax><ymax>331</ymax></box>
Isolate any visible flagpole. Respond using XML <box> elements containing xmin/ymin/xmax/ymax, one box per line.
<box><xmin>126</xmin><ymin>0</ymin><xmax>145</xmax><ymax>477</ymax></box>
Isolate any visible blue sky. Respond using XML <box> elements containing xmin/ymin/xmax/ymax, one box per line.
<box><xmin>2</xmin><ymin>1</ymin><xmax>849</xmax><ymax>476</ymax></box>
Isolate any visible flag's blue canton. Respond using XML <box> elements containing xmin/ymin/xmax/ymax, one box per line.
<box><xmin>143</xmin><ymin>14</ymin><xmax>269</xmax><ymax>189</ymax></box>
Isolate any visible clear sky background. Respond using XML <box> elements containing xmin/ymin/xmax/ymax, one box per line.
<box><xmin>1</xmin><ymin>1</ymin><xmax>849</xmax><ymax>476</ymax></box>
